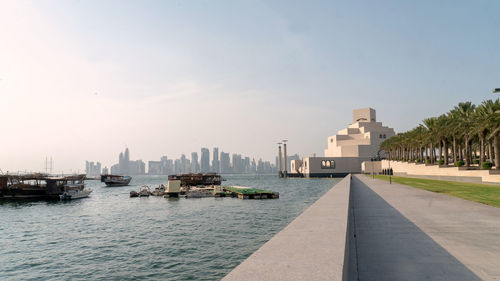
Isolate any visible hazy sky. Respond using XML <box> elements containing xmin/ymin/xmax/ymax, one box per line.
<box><xmin>1</xmin><ymin>0</ymin><xmax>499</xmax><ymax>173</ymax></box>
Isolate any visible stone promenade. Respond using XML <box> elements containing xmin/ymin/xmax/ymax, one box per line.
<box><xmin>224</xmin><ymin>174</ymin><xmax>500</xmax><ymax>280</ymax></box>
<box><xmin>351</xmin><ymin>174</ymin><xmax>500</xmax><ymax>280</ymax></box>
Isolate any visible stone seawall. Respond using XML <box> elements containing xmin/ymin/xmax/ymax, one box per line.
<box><xmin>223</xmin><ymin>175</ymin><xmax>352</xmax><ymax>281</ymax></box>
<box><xmin>379</xmin><ymin>160</ymin><xmax>500</xmax><ymax>184</ymax></box>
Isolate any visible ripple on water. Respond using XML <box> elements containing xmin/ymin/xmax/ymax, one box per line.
<box><xmin>0</xmin><ymin>174</ymin><xmax>339</xmax><ymax>280</ymax></box>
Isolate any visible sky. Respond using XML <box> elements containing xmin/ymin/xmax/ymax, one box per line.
<box><xmin>0</xmin><ymin>0</ymin><xmax>499</xmax><ymax>173</ymax></box>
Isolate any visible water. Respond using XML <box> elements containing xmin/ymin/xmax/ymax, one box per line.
<box><xmin>0</xmin><ymin>174</ymin><xmax>339</xmax><ymax>280</ymax></box>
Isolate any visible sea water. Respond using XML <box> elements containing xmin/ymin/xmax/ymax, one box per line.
<box><xmin>0</xmin><ymin>174</ymin><xmax>339</xmax><ymax>280</ymax></box>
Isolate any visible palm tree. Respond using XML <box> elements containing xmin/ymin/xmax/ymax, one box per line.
<box><xmin>452</xmin><ymin>102</ymin><xmax>476</xmax><ymax>167</ymax></box>
<box><xmin>447</xmin><ymin>109</ymin><xmax>463</xmax><ymax>165</ymax></box>
<box><xmin>475</xmin><ymin>103</ymin><xmax>491</xmax><ymax>166</ymax></box>
<box><xmin>423</xmin><ymin>117</ymin><xmax>438</xmax><ymax>164</ymax></box>
<box><xmin>478</xmin><ymin>99</ymin><xmax>500</xmax><ymax>169</ymax></box>
<box><xmin>381</xmin><ymin>98</ymin><xmax>499</xmax><ymax>170</ymax></box>
<box><xmin>434</xmin><ymin>115</ymin><xmax>451</xmax><ymax>165</ymax></box>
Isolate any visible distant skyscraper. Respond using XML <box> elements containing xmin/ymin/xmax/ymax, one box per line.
<box><xmin>212</xmin><ymin>147</ymin><xmax>219</xmax><ymax>173</ymax></box>
<box><xmin>180</xmin><ymin>154</ymin><xmax>187</xmax><ymax>173</ymax></box>
<box><xmin>200</xmin><ymin>148</ymin><xmax>210</xmax><ymax>173</ymax></box>
<box><xmin>232</xmin><ymin>154</ymin><xmax>242</xmax><ymax>173</ymax></box>
<box><xmin>191</xmin><ymin>152</ymin><xmax>199</xmax><ymax>173</ymax></box>
<box><xmin>220</xmin><ymin>151</ymin><xmax>231</xmax><ymax>174</ymax></box>
<box><xmin>244</xmin><ymin>157</ymin><xmax>250</xmax><ymax>173</ymax></box>
<box><xmin>148</xmin><ymin>161</ymin><xmax>162</xmax><ymax>175</ymax></box>
<box><xmin>85</xmin><ymin>161</ymin><xmax>102</xmax><ymax>176</ymax></box>
<box><xmin>160</xmin><ymin>156</ymin><xmax>169</xmax><ymax>175</ymax></box>
<box><xmin>174</xmin><ymin>159</ymin><xmax>181</xmax><ymax>174</ymax></box>
<box><xmin>165</xmin><ymin>159</ymin><xmax>174</xmax><ymax>175</ymax></box>
<box><xmin>119</xmin><ymin>152</ymin><xmax>124</xmax><ymax>173</ymax></box>
<box><xmin>123</xmin><ymin>148</ymin><xmax>130</xmax><ymax>174</ymax></box>
<box><xmin>110</xmin><ymin>164</ymin><xmax>120</xmax><ymax>174</ymax></box>
<box><xmin>112</xmin><ymin>148</ymin><xmax>146</xmax><ymax>175</ymax></box>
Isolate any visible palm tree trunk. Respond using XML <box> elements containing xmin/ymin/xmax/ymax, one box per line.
<box><xmin>438</xmin><ymin>142</ymin><xmax>442</xmax><ymax>162</ymax></box>
<box><xmin>429</xmin><ymin>145</ymin><xmax>432</xmax><ymax>163</ymax></box>
<box><xmin>480</xmin><ymin>135</ymin><xmax>485</xmax><ymax>166</ymax></box>
<box><xmin>469</xmin><ymin>140</ymin><xmax>474</xmax><ymax>167</ymax></box>
<box><xmin>465</xmin><ymin>137</ymin><xmax>470</xmax><ymax>167</ymax></box>
<box><xmin>494</xmin><ymin>135</ymin><xmax>500</xmax><ymax>170</ymax></box>
<box><xmin>488</xmin><ymin>140</ymin><xmax>493</xmax><ymax>162</ymax></box>
<box><xmin>443</xmin><ymin>140</ymin><xmax>448</xmax><ymax>165</ymax></box>
<box><xmin>431</xmin><ymin>144</ymin><xmax>435</xmax><ymax>163</ymax></box>
<box><xmin>452</xmin><ymin>136</ymin><xmax>456</xmax><ymax>164</ymax></box>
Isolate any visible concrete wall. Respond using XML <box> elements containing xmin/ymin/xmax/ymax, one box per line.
<box><xmin>223</xmin><ymin>175</ymin><xmax>352</xmax><ymax>281</ymax></box>
<box><xmin>379</xmin><ymin>160</ymin><xmax>500</xmax><ymax>184</ymax></box>
<box><xmin>302</xmin><ymin>157</ymin><xmax>368</xmax><ymax>177</ymax></box>
<box><xmin>361</xmin><ymin>161</ymin><xmax>382</xmax><ymax>174</ymax></box>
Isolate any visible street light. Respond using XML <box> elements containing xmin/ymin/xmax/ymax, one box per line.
<box><xmin>277</xmin><ymin>142</ymin><xmax>283</xmax><ymax>178</ymax></box>
<box><xmin>493</xmin><ymin>88</ymin><xmax>500</xmax><ymax>93</ymax></box>
<box><xmin>388</xmin><ymin>151</ymin><xmax>392</xmax><ymax>184</ymax></box>
<box><xmin>370</xmin><ymin>157</ymin><xmax>374</xmax><ymax>179</ymax></box>
<box><xmin>282</xmin><ymin>140</ymin><xmax>288</xmax><ymax>178</ymax></box>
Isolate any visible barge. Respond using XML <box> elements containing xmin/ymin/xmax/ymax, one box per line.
<box><xmin>168</xmin><ymin>173</ymin><xmax>221</xmax><ymax>187</ymax></box>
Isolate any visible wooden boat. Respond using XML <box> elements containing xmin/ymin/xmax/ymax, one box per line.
<box><xmin>0</xmin><ymin>174</ymin><xmax>87</xmax><ymax>200</ymax></box>
<box><xmin>101</xmin><ymin>174</ymin><xmax>132</xmax><ymax>187</ymax></box>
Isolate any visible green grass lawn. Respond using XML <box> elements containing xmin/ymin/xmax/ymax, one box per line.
<box><xmin>372</xmin><ymin>175</ymin><xmax>500</xmax><ymax>208</ymax></box>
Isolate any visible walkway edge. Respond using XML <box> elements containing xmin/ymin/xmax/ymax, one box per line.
<box><xmin>223</xmin><ymin>175</ymin><xmax>352</xmax><ymax>281</ymax></box>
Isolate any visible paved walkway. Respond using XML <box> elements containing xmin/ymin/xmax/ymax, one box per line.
<box><xmin>352</xmin><ymin>175</ymin><xmax>500</xmax><ymax>281</ymax></box>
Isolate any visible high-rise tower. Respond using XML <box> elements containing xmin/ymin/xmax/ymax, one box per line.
<box><xmin>212</xmin><ymin>147</ymin><xmax>219</xmax><ymax>173</ymax></box>
<box><xmin>200</xmin><ymin>148</ymin><xmax>210</xmax><ymax>173</ymax></box>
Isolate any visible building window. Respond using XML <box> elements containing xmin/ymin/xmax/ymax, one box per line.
<box><xmin>383</xmin><ymin>134</ymin><xmax>386</xmax><ymax>138</ymax></box>
<box><xmin>321</xmin><ymin>160</ymin><xmax>335</xmax><ymax>169</ymax></box>
<box><xmin>330</xmin><ymin>138</ymin><xmax>333</xmax><ymax>143</ymax></box>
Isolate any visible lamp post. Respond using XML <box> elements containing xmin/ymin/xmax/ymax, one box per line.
<box><xmin>388</xmin><ymin>151</ymin><xmax>392</xmax><ymax>184</ymax></box>
<box><xmin>493</xmin><ymin>88</ymin><xmax>500</xmax><ymax>93</ymax></box>
<box><xmin>282</xmin><ymin>140</ymin><xmax>288</xmax><ymax>178</ymax></box>
<box><xmin>371</xmin><ymin>157</ymin><xmax>374</xmax><ymax>179</ymax></box>
<box><xmin>277</xmin><ymin>142</ymin><xmax>283</xmax><ymax>178</ymax></box>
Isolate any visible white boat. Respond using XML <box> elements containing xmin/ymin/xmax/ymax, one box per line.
<box><xmin>60</xmin><ymin>181</ymin><xmax>92</xmax><ymax>200</ymax></box>
<box><xmin>138</xmin><ymin>186</ymin><xmax>151</xmax><ymax>197</ymax></box>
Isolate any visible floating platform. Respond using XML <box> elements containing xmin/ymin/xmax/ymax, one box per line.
<box><xmin>223</xmin><ymin>186</ymin><xmax>279</xmax><ymax>200</ymax></box>
<box><xmin>131</xmin><ymin>184</ymin><xmax>279</xmax><ymax>200</ymax></box>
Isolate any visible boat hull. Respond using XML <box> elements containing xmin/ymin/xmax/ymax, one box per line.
<box><xmin>0</xmin><ymin>188</ymin><xmax>58</xmax><ymax>200</ymax></box>
<box><xmin>102</xmin><ymin>175</ymin><xmax>132</xmax><ymax>187</ymax></box>
<box><xmin>60</xmin><ymin>190</ymin><xmax>92</xmax><ymax>200</ymax></box>
<box><xmin>104</xmin><ymin>181</ymin><xmax>131</xmax><ymax>187</ymax></box>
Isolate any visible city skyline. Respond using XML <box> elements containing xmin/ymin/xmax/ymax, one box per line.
<box><xmin>86</xmin><ymin>147</ymin><xmax>282</xmax><ymax>175</ymax></box>
<box><xmin>1</xmin><ymin>1</ymin><xmax>498</xmax><ymax>173</ymax></box>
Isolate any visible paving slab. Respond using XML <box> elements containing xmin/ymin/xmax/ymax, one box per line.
<box><xmin>353</xmin><ymin>174</ymin><xmax>500</xmax><ymax>281</ymax></box>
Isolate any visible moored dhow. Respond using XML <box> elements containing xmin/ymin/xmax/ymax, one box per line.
<box><xmin>101</xmin><ymin>174</ymin><xmax>132</xmax><ymax>187</ymax></box>
<box><xmin>0</xmin><ymin>174</ymin><xmax>87</xmax><ymax>200</ymax></box>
